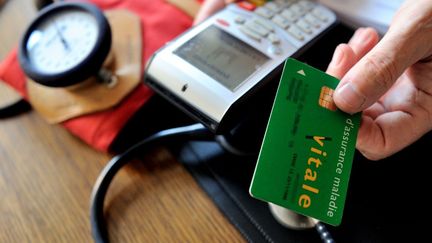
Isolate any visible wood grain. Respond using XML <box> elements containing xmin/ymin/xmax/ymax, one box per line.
<box><xmin>0</xmin><ymin>0</ymin><xmax>36</xmax><ymax>104</ymax></box>
<box><xmin>0</xmin><ymin>0</ymin><xmax>245</xmax><ymax>242</ymax></box>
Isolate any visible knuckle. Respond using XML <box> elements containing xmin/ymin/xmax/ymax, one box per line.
<box><xmin>415</xmin><ymin>90</ymin><xmax>432</xmax><ymax>125</ymax></box>
<box><xmin>363</xmin><ymin>53</ymin><xmax>398</xmax><ymax>90</ymax></box>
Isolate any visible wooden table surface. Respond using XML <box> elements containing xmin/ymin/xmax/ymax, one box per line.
<box><xmin>0</xmin><ymin>1</ymin><xmax>245</xmax><ymax>242</ymax></box>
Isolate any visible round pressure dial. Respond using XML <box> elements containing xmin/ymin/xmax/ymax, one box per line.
<box><xmin>19</xmin><ymin>2</ymin><xmax>111</xmax><ymax>87</ymax></box>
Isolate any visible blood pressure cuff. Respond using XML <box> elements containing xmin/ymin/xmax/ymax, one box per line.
<box><xmin>0</xmin><ymin>0</ymin><xmax>197</xmax><ymax>151</ymax></box>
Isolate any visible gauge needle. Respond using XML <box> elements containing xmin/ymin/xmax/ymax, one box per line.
<box><xmin>53</xmin><ymin>21</ymin><xmax>70</xmax><ymax>51</ymax></box>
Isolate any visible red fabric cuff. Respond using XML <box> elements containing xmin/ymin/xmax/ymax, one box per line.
<box><xmin>0</xmin><ymin>0</ymin><xmax>194</xmax><ymax>151</ymax></box>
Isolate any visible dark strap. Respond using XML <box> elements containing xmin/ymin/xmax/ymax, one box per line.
<box><xmin>0</xmin><ymin>99</ymin><xmax>31</xmax><ymax>119</ymax></box>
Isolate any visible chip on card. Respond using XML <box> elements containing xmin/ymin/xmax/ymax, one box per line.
<box><xmin>249</xmin><ymin>58</ymin><xmax>361</xmax><ymax>226</ymax></box>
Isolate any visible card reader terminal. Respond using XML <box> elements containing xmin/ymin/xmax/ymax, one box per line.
<box><xmin>145</xmin><ymin>0</ymin><xmax>337</xmax><ymax>134</ymax></box>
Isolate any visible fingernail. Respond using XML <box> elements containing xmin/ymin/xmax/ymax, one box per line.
<box><xmin>335</xmin><ymin>83</ymin><xmax>366</xmax><ymax>111</ymax></box>
<box><xmin>350</xmin><ymin>28</ymin><xmax>371</xmax><ymax>44</ymax></box>
<box><xmin>354</xmin><ymin>28</ymin><xmax>364</xmax><ymax>37</ymax></box>
<box><xmin>347</xmin><ymin>28</ymin><xmax>362</xmax><ymax>46</ymax></box>
<box><xmin>329</xmin><ymin>45</ymin><xmax>345</xmax><ymax>67</ymax></box>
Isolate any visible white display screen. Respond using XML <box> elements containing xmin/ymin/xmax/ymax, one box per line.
<box><xmin>174</xmin><ymin>25</ymin><xmax>269</xmax><ymax>91</ymax></box>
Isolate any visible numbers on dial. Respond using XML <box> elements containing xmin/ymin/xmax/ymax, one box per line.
<box><xmin>26</xmin><ymin>10</ymin><xmax>99</xmax><ymax>74</ymax></box>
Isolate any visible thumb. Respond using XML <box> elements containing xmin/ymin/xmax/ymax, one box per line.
<box><xmin>334</xmin><ymin>14</ymin><xmax>431</xmax><ymax>113</ymax></box>
<box><xmin>334</xmin><ymin>34</ymin><xmax>411</xmax><ymax>113</ymax></box>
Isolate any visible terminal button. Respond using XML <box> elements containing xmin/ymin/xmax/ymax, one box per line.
<box><xmin>296</xmin><ymin>19</ymin><xmax>313</xmax><ymax>34</ymax></box>
<box><xmin>237</xmin><ymin>1</ymin><xmax>256</xmax><ymax>11</ymax></box>
<box><xmin>272</xmin><ymin>15</ymin><xmax>291</xmax><ymax>29</ymax></box>
<box><xmin>239</xmin><ymin>26</ymin><xmax>262</xmax><ymax>41</ymax></box>
<box><xmin>255</xmin><ymin>6</ymin><xmax>275</xmax><ymax>19</ymax></box>
<box><xmin>287</xmin><ymin>25</ymin><xmax>305</xmax><ymax>41</ymax></box>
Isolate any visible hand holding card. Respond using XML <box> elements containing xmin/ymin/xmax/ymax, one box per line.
<box><xmin>250</xmin><ymin>58</ymin><xmax>360</xmax><ymax>226</ymax></box>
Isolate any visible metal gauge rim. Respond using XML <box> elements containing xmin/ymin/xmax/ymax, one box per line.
<box><xmin>18</xmin><ymin>2</ymin><xmax>111</xmax><ymax>87</ymax></box>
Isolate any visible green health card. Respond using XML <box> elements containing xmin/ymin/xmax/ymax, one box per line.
<box><xmin>250</xmin><ymin>58</ymin><xmax>361</xmax><ymax>226</ymax></box>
